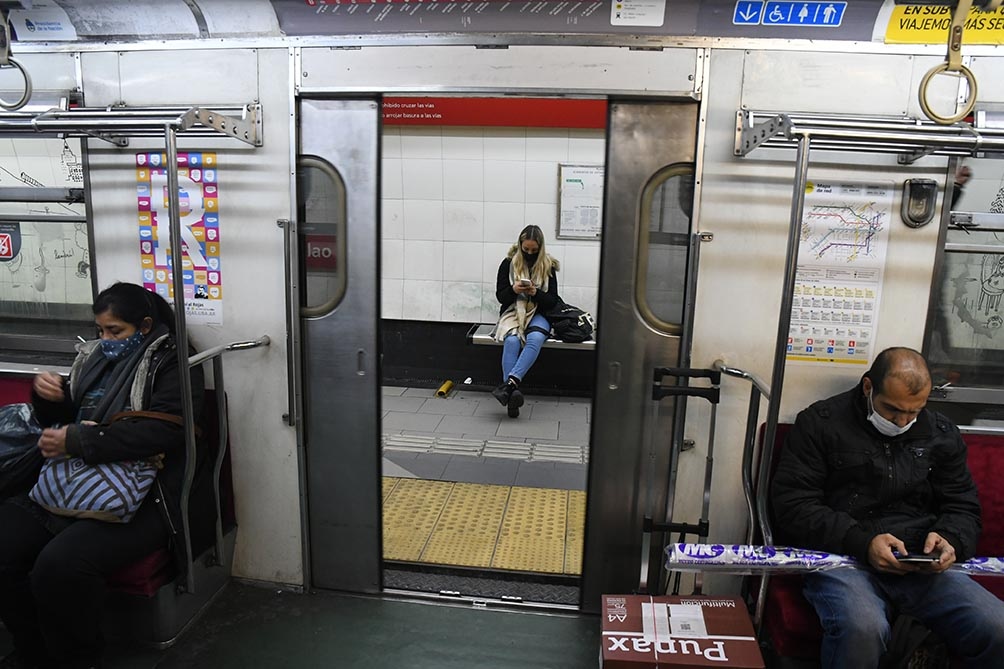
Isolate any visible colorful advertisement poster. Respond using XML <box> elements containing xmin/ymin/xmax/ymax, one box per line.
<box><xmin>136</xmin><ymin>152</ymin><xmax>222</xmax><ymax>325</ymax></box>
<box><xmin>787</xmin><ymin>182</ymin><xmax>893</xmax><ymax>365</ymax></box>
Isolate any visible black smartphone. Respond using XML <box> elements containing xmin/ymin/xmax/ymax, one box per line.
<box><xmin>895</xmin><ymin>553</ymin><xmax>941</xmax><ymax>563</ymax></box>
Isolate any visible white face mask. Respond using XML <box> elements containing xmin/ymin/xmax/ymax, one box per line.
<box><xmin>867</xmin><ymin>390</ymin><xmax>916</xmax><ymax>437</ymax></box>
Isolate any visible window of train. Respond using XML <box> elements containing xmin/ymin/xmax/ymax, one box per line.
<box><xmin>924</xmin><ymin>157</ymin><xmax>1004</xmax><ymax>414</ymax></box>
<box><xmin>0</xmin><ymin>138</ymin><xmax>93</xmax><ymax>353</ymax></box>
<box><xmin>297</xmin><ymin>156</ymin><xmax>347</xmax><ymax>316</ymax></box>
<box><xmin>635</xmin><ymin>164</ymin><xmax>695</xmax><ymax>332</ymax></box>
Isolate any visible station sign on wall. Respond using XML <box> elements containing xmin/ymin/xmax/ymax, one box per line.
<box><xmin>382</xmin><ymin>97</ymin><xmax>607</xmax><ymax>129</ymax></box>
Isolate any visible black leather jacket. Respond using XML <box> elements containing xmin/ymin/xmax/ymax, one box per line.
<box><xmin>771</xmin><ymin>383</ymin><xmax>981</xmax><ymax>563</ymax></box>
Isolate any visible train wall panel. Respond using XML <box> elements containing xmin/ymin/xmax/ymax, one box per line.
<box><xmin>971</xmin><ymin>56</ymin><xmax>1004</xmax><ymax>104</ymax></box>
<box><xmin>82</xmin><ymin>47</ymin><xmax>302</xmax><ymax>586</ymax></box>
<box><xmin>79</xmin><ymin>49</ymin><xmax>262</xmax><ymax>108</ymax></box>
<box><xmin>0</xmin><ymin>52</ymin><xmax>77</xmax><ymax>98</ymax></box>
<box><xmin>740</xmin><ymin>50</ymin><xmax>920</xmax><ymax>116</ymax></box>
<box><xmin>79</xmin><ymin>52</ymin><xmax>122</xmax><ymax>107</ymax></box>
<box><xmin>684</xmin><ymin>47</ymin><xmax>948</xmax><ymax>594</ymax></box>
<box><xmin>299</xmin><ymin>45</ymin><xmax>701</xmax><ymax>96</ymax></box>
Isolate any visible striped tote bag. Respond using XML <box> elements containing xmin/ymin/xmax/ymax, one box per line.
<box><xmin>30</xmin><ymin>457</ymin><xmax>158</xmax><ymax>523</ymax></box>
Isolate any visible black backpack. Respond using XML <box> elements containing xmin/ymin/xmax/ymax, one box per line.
<box><xmin>545</xmin><ymin>300</ymin><xmax>596</xmax><ymax>343</ymax></box>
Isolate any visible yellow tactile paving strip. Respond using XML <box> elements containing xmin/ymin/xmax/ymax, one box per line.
<box><xmin>381</xmin><ymin>477</ymin><xmax>585</xmax><ymax>575</ymax></box>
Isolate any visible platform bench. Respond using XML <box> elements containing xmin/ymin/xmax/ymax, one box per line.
<box><xmin>465</xmin><ymin>323</ymin><xmax>596</xmax><ymax>351</ymax></box>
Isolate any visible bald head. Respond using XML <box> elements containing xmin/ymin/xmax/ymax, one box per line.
<box><xmin>867</xmin><ymin>347</ymin><xmax>932</xmax><ymax>396</ymax></box>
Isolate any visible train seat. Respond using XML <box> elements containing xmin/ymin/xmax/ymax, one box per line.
<box><xmin>103</xmin><ymin>387</ymin><xmax>236</xmax><ymax>647</ymax></box>
<box><xmin>760</xmin><ymin>423</ymin><xmax>1004</xmax><ymax>662</ymax></box>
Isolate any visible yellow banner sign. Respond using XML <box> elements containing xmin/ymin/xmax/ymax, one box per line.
<box><xmin>886</xmin><ymin>5</ymin><xmax>1004</xmax><ymax>44</ymax></box>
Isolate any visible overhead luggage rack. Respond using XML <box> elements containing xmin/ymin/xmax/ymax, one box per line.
<box><xmin>736</xmin><ymin>110</ymin><xmax>1004</xmax><ymax>162</ymax></box>
<box><xmin>0</xmin><ymin>103</ymin><xmax>263</xmax><ymax>147</ymax></box>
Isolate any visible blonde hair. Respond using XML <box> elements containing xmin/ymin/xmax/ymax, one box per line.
<box><xmin>507</xmin><ymin>224</ymin><xmax>558</xmax><ymax>287</ymax></box>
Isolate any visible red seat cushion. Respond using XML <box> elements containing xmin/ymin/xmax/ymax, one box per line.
<box><xmin>106</xmin><ymin>549</ymin><xmax>175</xmax><ymax>597</ymax></box>
<box><xmin>764</xmin><ymin>574</ymin><xmax>823</xmax><ymax>659</ymax></box>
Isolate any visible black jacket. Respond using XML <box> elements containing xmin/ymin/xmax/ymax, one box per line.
<box><xmin>495</xmin><ymin>257</ymin><xmax>560</xmax><ymax>316</ymax></box>
<box><xmin>32</xmin><ymin>335</ymin><xmax>214</xmax><ymax>570</ymax></box>
<box><xmin>771</xmin><ymin>383</ymin><xmax>981</xmax><ymax>563</ymax></box>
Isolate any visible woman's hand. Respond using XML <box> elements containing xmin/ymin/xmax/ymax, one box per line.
<box><xmin>33</xmin><ymin>371</ymin><xmax>65</xmax><ymax>402</ymax></box>
<box><xmin>514</xmin><ymin>281</ymin><xmax>534</xmax><ymax>295</ymax></box>
<box><xmin>38</xmin><ymin>426</ymin><xmax>69</xmax><ymax>458</ymax></box>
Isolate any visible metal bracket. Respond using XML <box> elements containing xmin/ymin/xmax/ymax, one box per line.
<box><xmin>735</xmin><ymin>111</ymin><xmax>789</xmax><ymax>157</ymax></box>
<box><xmin>194</xmin><ymin>103</ymin><xmax>263</xmax><ymax>147</ymax></box>
<box><xmin>699</xmin><ymin>231</ymin><xmax>714</xmax><ymax>242</ymax></box>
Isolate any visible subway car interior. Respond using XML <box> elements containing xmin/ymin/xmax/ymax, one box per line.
<box><xmin>1</xmin><ymin>0</ymin><xmax>1003</xmax><ymax>667</ymax></box>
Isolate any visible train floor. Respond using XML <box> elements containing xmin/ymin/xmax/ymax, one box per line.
<box><xmin>0</xmin><ymin>581</ymin><xmax>601</xmax><ymax>668</ymax></box>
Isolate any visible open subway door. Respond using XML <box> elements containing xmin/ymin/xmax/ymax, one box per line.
<box><xmin>298</xmin><ymin>99</ymin><xmax>382</xmax><ymax>593</ymax></box>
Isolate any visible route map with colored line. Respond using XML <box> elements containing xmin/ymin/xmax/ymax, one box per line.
<box><xmin>788</xmin><ymin>182</ymin><xmax>893</xmax><ymax>365</ymax></box>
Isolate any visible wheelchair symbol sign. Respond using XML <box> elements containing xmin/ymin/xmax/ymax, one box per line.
<box><xmin>762</xmin><ymin>2</ymin><xmax>845</xmax><ymax>26</ymax></box>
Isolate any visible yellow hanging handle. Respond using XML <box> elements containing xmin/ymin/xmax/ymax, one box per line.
<box><xmin>918</xmin><ymin>0</ymin><xmax>979</xmax><ymax>125</ymax></box>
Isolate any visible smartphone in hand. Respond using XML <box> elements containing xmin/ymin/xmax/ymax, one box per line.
<box><xmin>894</xmin><ymin>551</ymin><xmax>941</xmax><ymax>563</ymax></box>
<box><xmin>517</xmin><ymin>279</ymin><xmax>531</xmax><ymax>288</ymax></box>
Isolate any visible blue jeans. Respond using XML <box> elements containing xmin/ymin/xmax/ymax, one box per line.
<box><xmin>501</xmin><ymin>313</ymin><xmax>550</xmax><ymax>384</ymax></box>
<box><xmin>803</xmin><ymin>568</ymin><xmax>1004</xmax><ymax>669</ymax></box>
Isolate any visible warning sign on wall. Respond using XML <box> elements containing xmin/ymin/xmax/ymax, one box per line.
<box><xmin>886</xmin><ymin>5</ymin><xmax>1004</xmax><ymax>45</ymax></box>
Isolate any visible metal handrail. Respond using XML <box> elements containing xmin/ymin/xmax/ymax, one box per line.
<box><xmin>711</xmin><ymin>359</ymin><xmax>775</xmax><ymax>630</ymax></box>
<box><xmin>180</xmin><ymin>335</ymin><xmax>270</xmax><ymax>592</ymax></box>
<box><xmin>711</xmin><ymin>360</ymin><xmax>770</xmax><ymax>549</ymax></box>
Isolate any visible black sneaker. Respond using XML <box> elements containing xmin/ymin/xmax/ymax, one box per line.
<box><xmin>507</xmin><ymin>388</ymin><xmax>524</xmax><ymax>418</ymax></box>
<box><xmin>491</xmin><ymin>383</ymin><xmax>512</xmax><ymax>407</ymax></box>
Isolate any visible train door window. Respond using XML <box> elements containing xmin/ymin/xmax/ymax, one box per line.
<box><xmin>0</xmin><ymin>138</ymin><xmax>93</xmax><ymax>353</ymax></box>
<box><xmin>635</xmin><ymin>164</ymin><xmax>695</xmax><ymax>331</ymax></box>
<box><xmin>924</xmin><ymin>156</ymin><xmax>1004</xmax><ymax>419</ymax></box>
<box><xmin>297</xmin><ymin>156</ymin><xmax>347</xmax><ymax>315</ymax></box>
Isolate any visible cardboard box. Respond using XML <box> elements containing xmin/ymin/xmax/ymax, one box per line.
<box><xmin>600</xmin><ymin>595</ymin><xmax>764</xmax><ymax>668</ymax></box>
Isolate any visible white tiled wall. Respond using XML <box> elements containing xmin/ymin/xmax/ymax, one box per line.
<box><xmin>381</xmin><ymin>126</ymin><xmax>604</xmax><ymax>324</ymax></box>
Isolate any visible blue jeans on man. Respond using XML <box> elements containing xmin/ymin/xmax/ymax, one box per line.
<box><xmin>803</xmin><ymin>567</ymin><xmax>1004</xmax><ymax>668</ymax></box>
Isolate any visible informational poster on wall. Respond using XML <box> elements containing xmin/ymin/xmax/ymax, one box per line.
<box><xmin>557</xmin><ymin>164</ymin><xmax>604</xmax><ymax>240</ymax></box>
<box><xmin>136</xmin><ymin>152</ymin><xmax>222</xmax><ymax>325</ymax></box>
<box><xmin>787</xmin><ymin>182</ymin><xmax>893</xmax><ymax>365</ymax></box>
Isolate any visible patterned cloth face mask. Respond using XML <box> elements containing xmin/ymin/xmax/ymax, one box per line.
<box><xmin>100</xmin><ymin>331</ymin><xmax>145</xmax><ymax>361</ymax></box>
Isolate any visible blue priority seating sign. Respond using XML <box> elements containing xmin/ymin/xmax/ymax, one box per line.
<box><xmin>733</xmin><ymin>1</ymin><xmax>847</xmax><ymax>27</ymax></box>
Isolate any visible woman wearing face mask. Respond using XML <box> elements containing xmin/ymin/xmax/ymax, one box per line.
<box><xmin>0</xmin><ymin>282</ymin><xmax>206</xmax><ymax>669</ymax></box>
<box><xmin>492</xmin><ymin>225</ymin><xmax>560</xmax><ymax>418</ymax></box>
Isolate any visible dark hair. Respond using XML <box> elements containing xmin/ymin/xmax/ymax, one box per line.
<box><xmin>866</xmin><ymin>347</ymin><xmax>931</xmax><ymax>395</ymax></box>
<box><xmin>92</xmin><ymin>282</ymin><xmax>175</xmax><ymax>334</ymax></box>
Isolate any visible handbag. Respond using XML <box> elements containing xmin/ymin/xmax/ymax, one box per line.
<box><xmin>28</xmin><ymin>410</ymin><xmax>183</xmax><ymax>523</ymax></box>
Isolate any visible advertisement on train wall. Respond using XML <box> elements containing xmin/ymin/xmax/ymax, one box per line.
<box><xmin>136</xmin><ymin>152</ymin><xmax>222</xmax><ymax>325</ymax></box>
<box><xmin>787</xmin><ymin>182</ymin><xmax>893</xmax><ymax>366</ymax></box>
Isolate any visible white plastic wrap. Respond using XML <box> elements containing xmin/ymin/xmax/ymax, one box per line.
<box><xmin>666</xmin><ymin>544</ymin><xmax>1004</xmax><ymax>576</ymax></box>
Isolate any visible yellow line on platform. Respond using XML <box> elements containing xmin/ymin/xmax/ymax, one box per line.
<box><xmin>381</xmin><ymin>477</ymin><xmax>585</xmax><ymax>576</ymax></box>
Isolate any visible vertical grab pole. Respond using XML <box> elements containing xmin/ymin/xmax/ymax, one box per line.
<box><xmin>165</xmin><ymin>124</ymin><xmax>198</xmax><ymax>594</ymax></box>
<box><xmin>211</xmin><ymin>355</ymin><xmax>228</xmax><ymax>563</ymax></box>
<box><xmin>754</xmin><ymin>133</ymin><xmax>811</xmax><ymax>628</ymax></box>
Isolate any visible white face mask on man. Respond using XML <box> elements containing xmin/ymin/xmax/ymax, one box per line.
<box><xmin>867</xmin><ymin>391</ymin><xmax>917</xmax><ymax>437</ymax></box>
